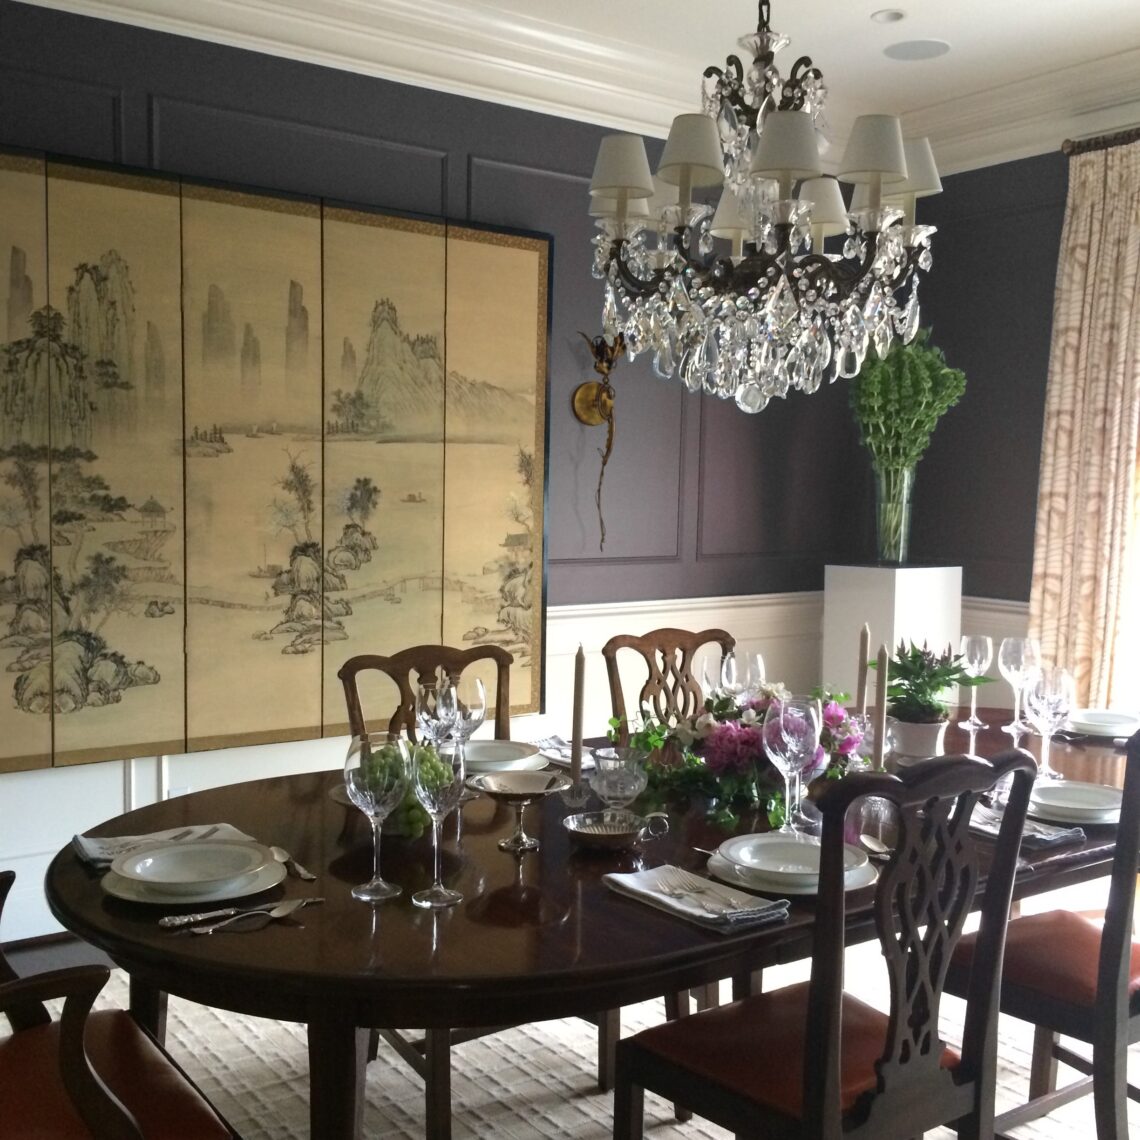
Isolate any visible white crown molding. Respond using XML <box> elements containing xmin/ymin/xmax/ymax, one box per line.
<box><xmin>19</xmin><ymin>0</ymin><xmax>1140</xmax><ymax>173</ymax></box>
<box><xmin>20</xmin><ymin>0</ymin><xmax>686</xmax><ymax>137</ymax></box>
<box><xmin>906</xmin><ymin>46</ymin><xmax>1140</xmax><ymax>174</ymax></box>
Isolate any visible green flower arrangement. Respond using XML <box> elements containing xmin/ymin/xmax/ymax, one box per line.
<box><xmin>850</xmin><ymin>329</ymin><xmax>966</xmax><ymax>562</ymax></box>
<box><xmin>878</xmin><ymin>640</ymin><xmax>988</xmax><ymax>724</ymax></box>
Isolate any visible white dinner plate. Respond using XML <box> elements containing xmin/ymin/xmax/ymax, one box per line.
<box><xmin>101</xmin><ymin>859</ymin><xmax>286</xmax><ymax>904</ymax></box>
<box><xmin>111</xmin><ymin>840</ymin><xmax>273</xmax><ymax>896</ymax></box>
<box><xmin>707</xmin><ymin>852</ymin><xmax>877</xmax><ymax>897</ymax></box>
<box><xmin>1028</xmin><ymin>803</ymin><xmax>1120</xmax><ymax>826</ymax></box>
<box><xmin>1030</xmin><ymin>780</ymin><xmax>1123</xmax><ymax>815</ymax></box>
<box><xmin>464</xmin><ymin>741</ymin><xmax>545</xmax><ymax>772</ymax></box>
<box><xmin>717</xmin><ymin>833</ymin><xmax>867</xmax><ymax>886</ymax></box>
<box><xmin>1066</xmin><ymin>709</ymin><xmax>1140</xmax><ymax>737</ymax></box>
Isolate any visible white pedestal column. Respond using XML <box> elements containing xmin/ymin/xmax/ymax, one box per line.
<box><xmin>821</xmin><ymin>565</ymin><xmax>963</xmax><ymax>700</ymax></box>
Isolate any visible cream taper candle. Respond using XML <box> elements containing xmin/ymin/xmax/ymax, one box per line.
<box><xmin>872</xmin><ymin>642</ymin><xmax>889</xmax><ymax>770</ymax></box>
<box><xmin>571</xmin><ymin>644</ymin><xmax>585</xmax><ymax>784</ymax></box>
<box><xmin>856</xmin><ymin>623</ymin><xmax>871</xmax><ymax>716</ymax></box>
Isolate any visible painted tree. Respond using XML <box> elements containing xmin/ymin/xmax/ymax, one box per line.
<box><xmin>276</xmin><ymin>450</ymin><xmax>316</xmax><ymax>542</ymax></box>
<box><xmin>346</xmin><ymin>476</ymin><xmax>380</xmax><ymax>529</ymax></box>
<box><xmin>69</xmin><ymin>551</ymin><xmax>131</xmax><ymax>634</ymax></box>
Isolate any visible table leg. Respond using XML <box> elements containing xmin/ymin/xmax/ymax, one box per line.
<box><xmin>307</xmin><ymin>1015</ymin><xmax>367</xmax><ymax>1140</ymax></box>
<box><xmin>424</xmin><ymin>1029</ymin><xmax>452</xmax><ymax>1140</ymax></box>
<box><xmin>128</xmin><ymin>977</ymin><xmax>168</xmax><ymax>1044</ymax></box>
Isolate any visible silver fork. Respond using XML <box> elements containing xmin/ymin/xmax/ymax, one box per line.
<box><xmin>654</xmin><ymin>868</ymin><xmax>731</xmax><ymax>915</ymax></box>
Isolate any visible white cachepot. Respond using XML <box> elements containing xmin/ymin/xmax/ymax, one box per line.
<box><xmin>890</xmin><ymin>718</ymin><xmax>948</xmax><ymax>760</ymax></box>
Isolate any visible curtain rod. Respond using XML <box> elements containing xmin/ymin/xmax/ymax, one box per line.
<box><xmin>1062</xmin><ymin>125</ymin><xmax>1140</xmax><ymax>156</ymax></box>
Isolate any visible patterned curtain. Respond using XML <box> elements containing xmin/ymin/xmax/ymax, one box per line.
<box><xmin>1029</xmin><ymin>138</ymin><xmax>1140</xmax><ymax>707</ymax></box>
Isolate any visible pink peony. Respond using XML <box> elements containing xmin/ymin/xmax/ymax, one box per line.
<box><xmin>701</xmin><ymin>719</ymin><xmax>766</xmax><ymax>776</ymax></box>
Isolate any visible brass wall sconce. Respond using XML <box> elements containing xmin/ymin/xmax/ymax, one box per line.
<box><xmin>572</xmin><ymin>332</ymin><xmax>625</xmax><ymax>550</ymax></box>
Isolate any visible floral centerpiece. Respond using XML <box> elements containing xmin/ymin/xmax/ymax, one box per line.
<box><xmin>609</xmin><ymin>684</ymin><xmax>866</xmax><ymax>828</ymax></box>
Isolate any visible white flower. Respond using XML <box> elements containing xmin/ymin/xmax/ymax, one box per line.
<box><xmin>673</xmin><ymin>721</ymin><xmax>697</xmax><ymax>747</ymax></box>
<box><xmin>739</xmin><ymin>707</ymin><xmax>758</xmax><ymax>725</ymax></box>
<box><xmin>694</xmin><ymin>712</ymin><xmax>716</xmax><ymax>738</ymax></box>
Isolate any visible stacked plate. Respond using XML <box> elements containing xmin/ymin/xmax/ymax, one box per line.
<box><xmin>1028</xmin><ymin>781</ymin><xmax>1122</xmax><ymax>826</ymax></box>
<box><xmin>102</xmin><ymin>839</ymin><xmax>284</xmax><ymax>904</ymax></box>
<box><xmin>464</xmin><ymin>740</ymin><xmax>546</xmax><ymax>773</ymax></box>
<box><xmin>707</xmin><ymin>833</ymin><xmax>877</xmax><ymax>896</ymax></box>
<box><xmin>1066</xmin><ymin>708</ymin><xmax>1140</xmax><ymax>738</ymax></box>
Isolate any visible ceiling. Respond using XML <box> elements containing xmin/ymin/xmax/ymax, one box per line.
<box><xmin>22</xmin><ymin>0</ymin><xmax>1140</xmax><ymax>175</ymax></box>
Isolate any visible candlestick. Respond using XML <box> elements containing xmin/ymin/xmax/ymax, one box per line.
<box><xmin>873</xmin><ymin>642</ymin><xmax>889</xmax><ymax>770</ymax></box>
<box><xmin>571</xmin><ymin>644</ymin><xmax>585</xmax><ymax>785</ymax></box>
<box><xmin>856</xmin><ymin>622</ymin><xmax>870</xmax><ymax>716</ymax></box>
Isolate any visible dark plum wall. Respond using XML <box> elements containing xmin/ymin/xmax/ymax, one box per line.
<box><xmin>0</xmin><ymin>1</ymin><xmax>1061</xmax><ymax>603</ymax></box>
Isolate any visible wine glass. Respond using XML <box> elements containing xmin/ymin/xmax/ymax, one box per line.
<box><xmin>410</xmin><ymin>741</ymin><xmax>465</xmax><ymax>908</ymax></box>
<box><xmin>453</xmin><ymin>675</ymin><xmax>487</xmax><ymax>755</ymax></box>
<box><xmin>762</xmin><ymin>698</ymin><xmax>821</xmax><ymax>834</ymax></box>
<box><xmin>998</xmin><ymin>637</ymin><xmax>1041</xmax><ymax>735</ymax></box>
<box><xmin>958</xmin><ymin>635</ymin><xmax>993</xmax><ymax>729</ymax></box>
<box><xmin>720</xmin><ymin>651</ymin><xmax>746</xmax><ymax>703</ymax></box>
<box><xmin>1023</xmin><ymin>665</ymin><xmax>1075</xmax><ymax>780</ymax></box>
<box><xmin>344</xmin><ymin>732</ymin><xmax>409</xmax><ymax>902</ymax></box>
<box><xmin>590</xmin><ymin>747</ymin><xmax>648</xmax><ymax>809</ymax></box>
<box><xmin>744</xmin><ymin>651</ymin><xmax>766</xmax><ymax>698</ymax></box>
<box><xmin>700</xmin><ymin>655</ymin><xmax>721</xmax><ymax>700</ymax></box>
<box><xmin>416</xmin><ymin>680</ymin><xmax>458</xmax><ymax>746</ymax></box>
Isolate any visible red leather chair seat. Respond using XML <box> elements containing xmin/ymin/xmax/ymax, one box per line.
<box><xmin>627</xmin><ymin>981</ymin><xmax>959</xmax><ymax>1119</ymax></box>
<box><xmin>0</xmin><ymin>1008</ymin><xmax>231</xmax><ymax>1138</ymax></box>
<box><xmin>952</xmin><ymin>909</ymin><xmax>1140</xmax><ymax>1008</ymax></box>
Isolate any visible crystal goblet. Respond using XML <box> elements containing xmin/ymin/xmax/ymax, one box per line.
<box><xmin>344</xmin><ymin>732</ymin><xmax>408</xmax><ymax>903</ymax></box>
<box><xmin>410</xmin><ymin>741</ymin><xmax>465</xmax><ymax>909</ymax></box>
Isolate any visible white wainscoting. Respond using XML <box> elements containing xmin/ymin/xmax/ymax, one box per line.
<box><xmin>0</xmin><ymin>592</ymin><xmax>1026</xmax><ymax>940</ymax></box>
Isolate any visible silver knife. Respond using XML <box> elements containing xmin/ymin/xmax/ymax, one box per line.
<box><xmin>158</xmin><ymin>897</ymin><xmax>323</xmax><ymax>928</ymax></box>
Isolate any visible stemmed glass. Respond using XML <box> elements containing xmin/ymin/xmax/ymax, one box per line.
<box><xmin>410</xmin><ymin>740</ymin><xmax>465</xmax><ymax>908</ymax></box>
<box><xmin>344</xmin><ymin>732</ymin><xmax>409</xmax><ymax>902</ymax></box>
<box><xmin>744</xmin><ymin>652</ymin><xmax>766</xmax><ymax>698</ymax></box>
<box><xmin>998</xmin><ymin>637</ymin><xmax>1041</xmax><ymax>736</ymax></box>
<box><xmin>453</xmin><ymin>675</ymin><xmax>487</xmax><ymax>757</ymax></box>
<box><xmin>958</xmin><ymin>635</ymin><xmax>993</xmax><ymax>729</ymax></box>
<box><xmin>1023</xmin><ymin>665</ymin><xmax>1075</xmax><ymax>780</ymax></box>
<box><xmin>591</xmin><ymin>747</ymin><xmax>649</xmax><ymax>810</ymax></box>
<box><xmin>762</xmin><ymin>698</ymin><xmax>821</xmax><ymax>835</ymax></box>
<box><xmin>416</xmin><ymin>680</ymin><xmax>458</xmax><ymax>746</ymax></box>
<box><xmin>719</xmin><ymin>651</ymin><xmax>746</xmax><ymax>704</ymax></box>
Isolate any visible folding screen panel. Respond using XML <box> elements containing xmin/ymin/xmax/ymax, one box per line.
<box><xmin>0</xmin><ymin>153</ymin><xmax>50</xmax><ymax>772</ymax></box>
<box><xmin>0</xmin><ymin>150</ymin><xmax>548</xmax><ymax>771</ymax></box>
<box><xmin>181</xmin><ymin>186</ymin><xmax>324</xmax><ymax>750</ymax></box>
<box><xmin>44</xmin><ymin>162</ymin><xmax>186</xmax><ymax>765</ymax></box>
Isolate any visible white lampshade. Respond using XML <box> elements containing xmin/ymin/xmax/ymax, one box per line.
<box><xmin>709</xmin><ymin>189</ymin><xmax>751</xmax><ymax>239</ymax></box>
<box><xmin>749</xmin><ymin>110</ymin><xmax>822</xmax><ymax>181</ymax></box>
<box><xmin>894</xmin><ymin>137</ymin><xmax>942</xmax><ymax>197</ymax></box>
<box><xmin>838</xmin><ymin>114</ymin><xmax>908</xmax><ymax>183</ymax></box>
<box><xmin>797</xmin><ymin>176</ymin><xmax>848</xmax><ymax>237</ymax></box>
<box><xmin>588</xmin><ymin>195</ymin><xmax>651</xmax><ymax>219</ymax></box>
<box><xmin>656</xmin><ymin>114</ymin><xmax>724</xmax><ymax>189</ymax></box>
<box><xmin>589</xmin><ymin>134</ymin><xmax>655</xmax><ymax>198</ymax></box>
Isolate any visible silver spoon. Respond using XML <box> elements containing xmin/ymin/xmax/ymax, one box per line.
<box><xmin>271</xmin><ymin>846</ymin><xmax>316</xmax><ymax>881</ymax></box>
<box><xmin>191</xmin><ymin>898</ymin><xmax>309</xmax><ymax>934</ymax></box>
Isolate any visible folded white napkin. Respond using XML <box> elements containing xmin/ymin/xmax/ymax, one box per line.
<box><xmin>72</xmin><ymin>823</ymin><xmax>254</xmax><ymax>868</ymax></box>
<box><xmin>535</xmin><ymin>736</ymin><xmax>595</xmax><ymax>770</ymax></box>
<box><xmin>603</xmin><ymin>865</ymin><xmax>790</xmax><ymax>933</ymax></box>
<box><xmin>969</xmin><ymin>804</ymin><xmax>1085</xmax><ymax>849</ymax></box>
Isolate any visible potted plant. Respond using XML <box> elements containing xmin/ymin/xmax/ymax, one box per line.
<box><xmin>850</xmin><ymin>329</ymin><xmax>966</xmax><ymax>563</ymax></box>
<box><xmin>880</xmin><ymin>641</ymin><xmax>988</xmax><ymax>758</ymax></box>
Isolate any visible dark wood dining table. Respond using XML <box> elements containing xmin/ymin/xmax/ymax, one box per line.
<box><xmin>43</xmin><ymin>710</ymin><xmax>1126</xmax><ymax>1140</ymax></box>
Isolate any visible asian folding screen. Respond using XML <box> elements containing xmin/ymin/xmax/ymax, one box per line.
<box><xmin>0</xmin><ymin>152</ymin><xmax>549</xmax><ymax>772</ymax></box>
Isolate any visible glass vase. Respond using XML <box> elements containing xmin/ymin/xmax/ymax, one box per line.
<box><xmin>874</xmin><ymin>465</ymin><xmax>915</xmax><ymax>563</ymax></box>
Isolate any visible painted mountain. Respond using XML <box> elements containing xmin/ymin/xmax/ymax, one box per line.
<box><xmin>355</xmin><ymin>299</ymin><xmax>532</xmax><ymax>442</ymax></box>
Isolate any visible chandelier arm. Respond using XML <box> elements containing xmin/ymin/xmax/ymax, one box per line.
<box><xmin>781</xmin><ymin>57</ymin><xmax>824</xmax><ymax>110</ymax></box>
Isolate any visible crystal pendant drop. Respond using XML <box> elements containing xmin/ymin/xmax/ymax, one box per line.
<box><xmin>653</xmin><ymin>337</ymin><xmax>676</xmax><ymax>379</ymax></box>
<box><xmin>735</xmin><ymin>381</ymin><xmax>769</xmax><ymax>414</ymax></box>
<box><xmin>602</xmin><ymin>284</ymin><xmax>619</xmax><ymax>338</ymax></box>
<box><xmin>898</xmin><ymin>287</ymin><xmax>921</xmax><ymax>343</ymax></box>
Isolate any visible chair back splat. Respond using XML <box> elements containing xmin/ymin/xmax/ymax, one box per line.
<box><xmin>807</xmin><ymin>750</ymin><xmax>1036</xmax><ymax>1139</ymax></box>
<box><xmin>338</xmin><ymin>644</ymin><xmax>513</xmax><ymax>741</ymax></box>
<box><xmin>601</xmin><ymin>628</ymin><xmax>734</xmax><ymax>743</ymax></box>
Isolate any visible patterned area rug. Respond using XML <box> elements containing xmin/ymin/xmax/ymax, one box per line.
<box><xmin>92</xmin><ymin>942</ymin><xmax>1139</xmax><ymax>1139</ymax></box>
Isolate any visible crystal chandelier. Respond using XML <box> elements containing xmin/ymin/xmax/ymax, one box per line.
<box><xmin>588</xmin><ymin>1</ymin><xmax>942</xmax><ymax>414</ymax></box>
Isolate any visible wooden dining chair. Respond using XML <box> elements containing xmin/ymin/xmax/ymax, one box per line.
<box><xmin>612</xmin><ymin>748</ymin><xmax>1037</xmax><ymax>1140</ymax></box>
<box><xmin>338</xmin><ymin>642</ymin><xmax>513</xmax><ymax>741</ymax></box>
<box><xmin>601</xmin><ymin>627</ymin><xmax>735</xmax><ymax>744</ymax></box>
<box><xmin>945</xmin><ymin>728</ymin><xmax>1140</xmax><ymax>1139</ymax></box>
<box><xmin>338</xmin><ymin>643</ymin><xmax>616</xmax><ymax>1131</ymax></box>
<box><xmin>0</xmin><ymin>870</ymin><xmax>237</xmax><ymax>1139</ymax></box>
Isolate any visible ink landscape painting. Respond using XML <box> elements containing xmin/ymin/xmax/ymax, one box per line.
<box><xmin>0</xmin><ymin>153</ymin><xmax>548</xmax><ymax>771</ymax></box>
